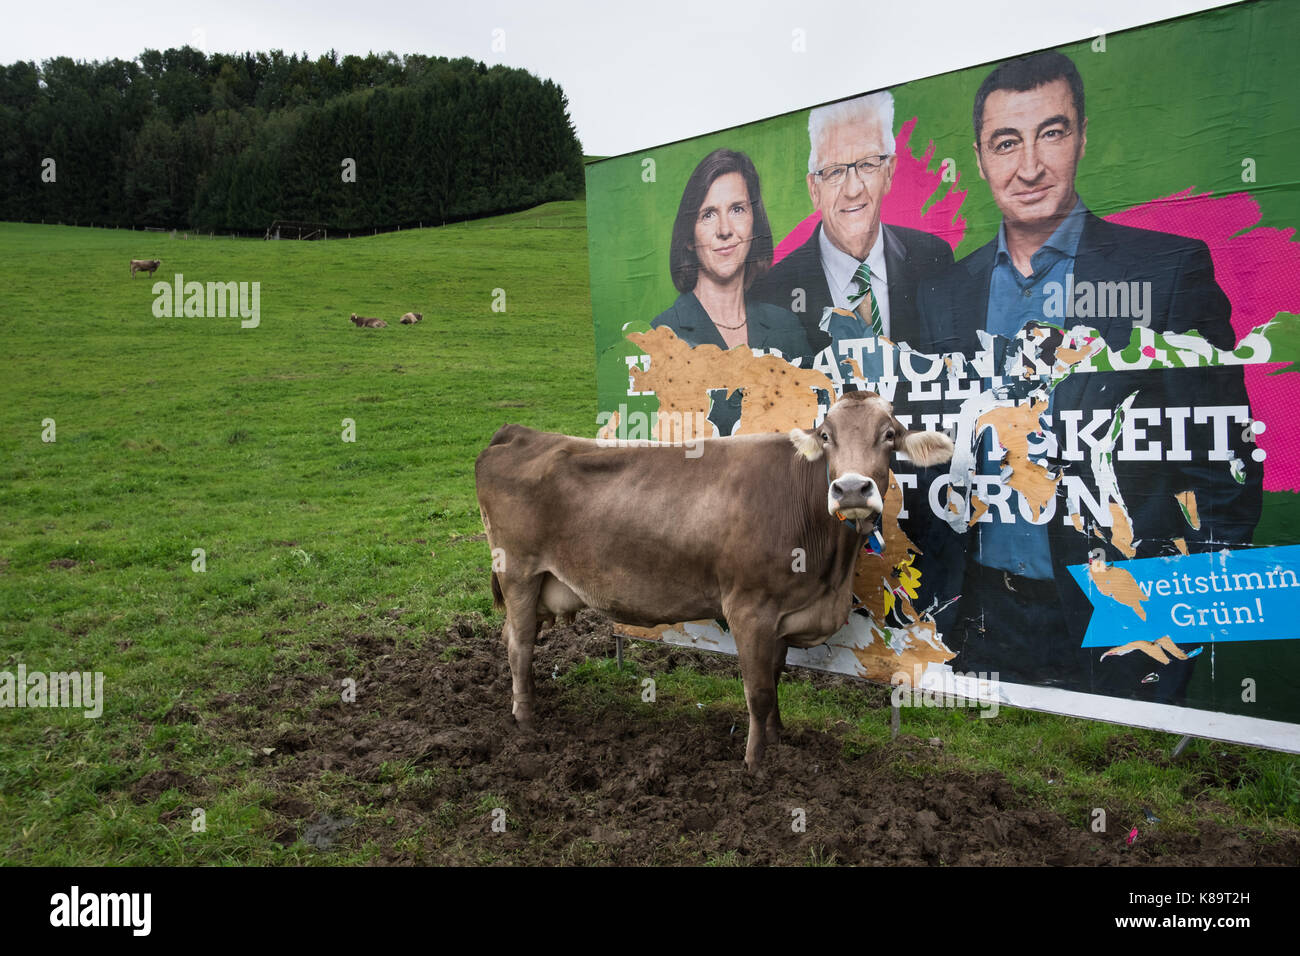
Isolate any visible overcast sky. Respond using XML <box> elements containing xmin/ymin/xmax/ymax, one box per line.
<box><xmin>11</xmin><ymin>0</ymin><xmax>1237</xmax><ymax>156</ymax></box>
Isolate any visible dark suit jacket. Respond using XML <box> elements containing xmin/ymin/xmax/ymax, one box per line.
<box><xmin>913</xmin><ymin>210</ymin><xmax>1262</xmax><ymax>694</ymax></box>
<box><xmin>751</xmin><ymin>222</ymin><xmax>955</xmax><ymax>350</ymax></box>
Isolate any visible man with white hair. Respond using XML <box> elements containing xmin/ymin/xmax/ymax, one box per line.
<box><xmin>753</xmin><ymin>90</ymin><xmax>954</xmax><ymax>351</ymax></box>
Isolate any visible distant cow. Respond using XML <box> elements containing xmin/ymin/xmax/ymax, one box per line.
<box><xmin>350</xmin><ymin>313</ymin><xmax>387</xmax><ymax>328</ymax></box>
<box><xmin>130</xmin><ymin>259</ymin><xmax>161</xmax><ymax>277</ymax></box>
<box><xmin>400</xmin><ymin>312</ymin><xmax>423</xmax><ymax>324</ymax></box>
<box><xmin>475</xmin><ymin>391</ymin><xmax>954</xmax><ymax>769</ymax></box>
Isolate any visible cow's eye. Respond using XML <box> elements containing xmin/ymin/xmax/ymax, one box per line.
<box><xmin>820</xmin><ymin>431</ymin><xmax>830</xmax><ymax>443</ymax></box>
<box><xmin>885</xmin><ymin>429</ymin><xmax>896</xmax><ymax>442</ymax></box>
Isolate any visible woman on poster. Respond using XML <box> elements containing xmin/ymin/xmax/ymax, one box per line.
<box><xmin>652</xmin><ymin>148</ymin><xmax>814</xmax><ymax>434</ymax></box>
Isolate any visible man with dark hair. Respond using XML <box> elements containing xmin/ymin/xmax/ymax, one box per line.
<box><xmin>971</xmin><ymin>50</ymin><xmax>1085</xmax><ymax>166</ymax></box>
<box><xmin>752</xmin><ymin>91</ymin><xmax>954</xmax><ymax>353</ymax></box>
<box><xmin>914</xmin><ymin>50</ymin><xmax>1261</xmax><ymax>697</ymax></box>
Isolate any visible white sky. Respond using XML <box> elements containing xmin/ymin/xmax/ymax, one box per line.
<box><xmin>12</xmin><ymin>0</ymin><xmax>1238</xmax><ymax>156</ymax></box>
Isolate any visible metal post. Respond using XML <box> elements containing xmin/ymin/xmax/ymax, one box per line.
<box><xmin>1171</xmin><ymin>734</ymin><xmax>1193</xmax><ymax>759</ymax></box>
<box><xmin>890</xmin><ymin>700</ymin><xmax>900</xmax><ymax>739</ymax></box>
<box><xmin>616</xmin><ymin>634</ymin><xmax>624</xmax><ymax>669</ymax></box>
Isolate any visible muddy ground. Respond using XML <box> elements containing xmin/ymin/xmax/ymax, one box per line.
<box><xmin>189</xmin><ymin>612</ymin><xmax>1298</xmax><ymax>865</ymax></box>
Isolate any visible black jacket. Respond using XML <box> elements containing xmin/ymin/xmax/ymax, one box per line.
<box><xmin>752</xmin><ymin>222</ymin><xmax>955</xmax><ymax>350</ymax></box>
<box><xmin>912</xmin><ymin>209</ymin><xmax>1262</xmax><ymax>689</ymax></box>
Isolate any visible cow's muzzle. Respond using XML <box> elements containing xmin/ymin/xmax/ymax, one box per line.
<box><xmin>828</xmin><ymin>472</ymin><xmax>883</xmax><ymax>519</ymax></box>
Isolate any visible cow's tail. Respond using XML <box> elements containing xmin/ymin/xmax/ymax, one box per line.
<box><xmin>479</xmin><ymin>505</ymin><xmax>503</xmax><ymax>610</ymax></box>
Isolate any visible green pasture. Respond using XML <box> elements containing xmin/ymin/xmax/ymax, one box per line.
<box><xmin>0</xmin><ymin>207</ymin><xmax>1295</xmax><ymax>865</ymax></box>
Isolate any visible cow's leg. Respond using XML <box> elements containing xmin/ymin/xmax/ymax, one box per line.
<box><xmin>731</xmin><ymin>609</ymin><xmax>784</xmax><ymax>770</ymax></box>
<box><xmin>500</xmin><ymin>575</ymin><xmax>543</xmax><ymax>730</ymax></box>
<box><xmin>766</xmin><ymin>649</ymin><xmax>787</xmax><ymax>746</ymax></box>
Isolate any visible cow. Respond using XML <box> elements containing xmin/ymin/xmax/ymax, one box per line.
<box><xmin>130</xmin><ymin>259</ymin><xmax>161</xmax><ymax>277</ymax></box>
<box><xmin>400</xmin><ymin>312</ymin><xmax>423</xmax><ymax>324</ymax></box>
<box><xmin>474</xmin><ymin>391</ymin><xmax>954</xmax><ymax>769</ymax></box>
<box><xmin>350</xmin><ymin>313</ymin><xmax>387</xmax><ymax>328</ymax></box>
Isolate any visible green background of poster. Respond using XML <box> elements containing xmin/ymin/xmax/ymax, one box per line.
<box><xmin>586</xmin><ymin>0</ymin><xmax>1300</xmax><ymax>726</ymax></box>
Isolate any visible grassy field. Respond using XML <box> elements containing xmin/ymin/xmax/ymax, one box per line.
<box><xmin>0</xmin><ymin>206</ymin><xmax>1296</xmax><ymax>865</ymax></box>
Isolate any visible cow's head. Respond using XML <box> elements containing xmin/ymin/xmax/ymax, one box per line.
<box><xmin>789</xmin><ymin>391</ymin><xmax>954</xmax><ymax>521</ymax></box>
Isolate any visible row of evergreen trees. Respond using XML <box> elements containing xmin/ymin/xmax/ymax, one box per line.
<box><xmin>0</xmin><ymin>48</ymin><xmax>585</xmax><ymax>231</ymax></box>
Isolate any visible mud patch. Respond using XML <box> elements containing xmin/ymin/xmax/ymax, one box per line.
<box><xmin>203</xmin><ymin>611</ymin><xmax>1299</xmax><ymax>865</ymax></box>
<box><xmin>129</xmin><ymin>769</ymin><xmax>206</xmax><ymax>804</ymax></box>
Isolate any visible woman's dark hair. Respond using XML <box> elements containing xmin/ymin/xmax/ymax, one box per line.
<box><xmin>669</xmin><ymin>148</ymin><xmax>774</xmax><ymax>295</ymax></box>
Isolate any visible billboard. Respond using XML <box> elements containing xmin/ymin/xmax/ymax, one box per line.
<box><xmin>585</xmin><ymin>0</ymin><xmax>1299</xmax><ymax>750</ymax></box>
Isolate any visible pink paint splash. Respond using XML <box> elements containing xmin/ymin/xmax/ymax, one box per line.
<box><xmin>773</xmin><ymin>117</ymin><xmax>967</xmax><ymax>264</ymax></box>
<box><xmin>772</xmin><ymin>213</ymin><xmax>818</xmax><ymax>265</ymax></box>
<box><xmin>883</xmin><ymin>118</ymin><xmax>968</xmax><ymax>251</ymax></box>
<box><xmin>1106</xmin><ymin>189</ymin><xmax>1300</xmax><ymax>491</ymax></box>
<box><xmin>769</xmin><ymin>128</ymin><xmax>1300</xmax><ymax>492</ymax></box>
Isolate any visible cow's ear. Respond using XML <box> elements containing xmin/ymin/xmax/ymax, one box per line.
<box><xmin>789</xmin><ymin>428</ymin><xmax>824</xmax><ymax>461</ymax></box>
<box><xmin>896</xmin><ymin>427</ymin><xmax>954</xmax><ymax>466</ymax></box>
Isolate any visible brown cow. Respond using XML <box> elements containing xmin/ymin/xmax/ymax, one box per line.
<box><xmin>350</xmin><ymin>313</ymin><xmax>387</xmax><ymax>328</ymax></box>
<box><xmin>130</xmin><ymin>259</ymin><xmax>161</xmax><ymax>277</ymax></box>
<box><xmin>400</xmin><ymin>312</ymin><xmax>423</xmax><ymax>324</ymax></box>
<box><xmin>475</xmin><ymin>391</ymin><xmax>954</xmax><ymax>768</ymax></box>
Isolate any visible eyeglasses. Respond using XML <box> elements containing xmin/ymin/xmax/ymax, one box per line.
<box><xmin>813</xmin><ymin>155</ymin><xmax>892</xmax><ymax>186</ymax></box>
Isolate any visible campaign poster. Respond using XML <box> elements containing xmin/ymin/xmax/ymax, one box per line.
<box><xmin>585</xmin><ymin>0</ymin><xmax>1299</xmax><ymax>750</ymax></box>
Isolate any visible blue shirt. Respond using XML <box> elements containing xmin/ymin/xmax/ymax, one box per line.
<box><xmin>977</xmin><ymin>198</ymin><xmax>1086</xmax><ymax>579</ymax></box>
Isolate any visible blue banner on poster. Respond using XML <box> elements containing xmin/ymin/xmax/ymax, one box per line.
<box><xmin>1068</xmin><ymin>546</ymin><xmax>1300</xmax><ymax>648</ymax></box>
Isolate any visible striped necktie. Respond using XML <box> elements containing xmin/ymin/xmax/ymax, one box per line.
<box><xmin>848</xmin><ymin>261</ymin><xmax>883</xmax><ymax>336</ymax></box>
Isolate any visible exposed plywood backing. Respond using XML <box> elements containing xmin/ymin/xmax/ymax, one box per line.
<box><xmin>1088</xmin><ymin>562</ymin><xmax>1149</xmax><ymax>620</ymax></box>
<box><xmin>977</xmin><ymin>401</ymin><xmax>1058</xmax><ymax>520</ymax></box>
<box><xmin>627</xmin><ymin>327</ymin><xmax>833</xmax><ymax>437</ymax></box>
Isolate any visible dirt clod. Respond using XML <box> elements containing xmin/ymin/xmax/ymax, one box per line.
<box><xmin>204</xmin><ymin>611</ymin><xmax>1299</xmax><ymax>866</ymax></box>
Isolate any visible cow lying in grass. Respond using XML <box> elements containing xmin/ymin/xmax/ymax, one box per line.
<box><xmin>350</xmin><ymin>313</ymin><xmax>387</xmax><ymax>328</ymax></box>
<box><xmin>400</xmin><ymin>312</ymin><xmax>423</xmax><ymax>324</ymax></box>
<box><xmin>130</xmin><ymin>259</ymin><xmax>161</xmax><ymax>277</ymax></box>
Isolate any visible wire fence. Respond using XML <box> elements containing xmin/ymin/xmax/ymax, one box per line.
<box><xmin>10</xmin><ymin>204</ymin><xmax>588</xmax><ymax>239</ymax></box>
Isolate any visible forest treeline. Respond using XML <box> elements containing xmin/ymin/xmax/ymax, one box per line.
<box><xmin>0</xmin><ymin>48</ymin><xmax>586</xmax><ymax>231</ymax></box>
